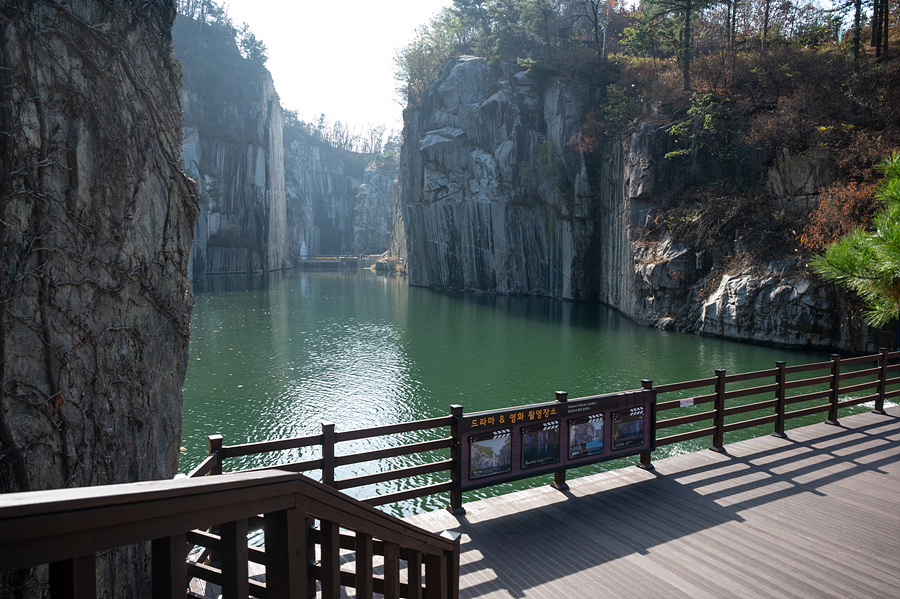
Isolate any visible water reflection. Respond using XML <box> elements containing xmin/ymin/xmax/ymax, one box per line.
<box><xmin>182</xmin><ymin>270</ymin><xmax>835</xmax><ymax>514</ymax></box>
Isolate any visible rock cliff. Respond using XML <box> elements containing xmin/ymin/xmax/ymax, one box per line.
<box><xmin>599</xmin><ymin>120</ymin><xmax>885</xmax><ymax>351</ymax></box>
<box><xmin>397</xmin><ymin>57</ymin><xmax>599</xmax><ymax>299</ymax></box>
<box><xmin>396</xmin><ymin>56</ymin><xmax>885</xmax><ymax>352</ymax></box>
<box><xmin>283</xmin><ymin>128</ymin><xmax>367</xmax><ymax>256</ymax></box>
<box><xmin>355</xmin><ymin>162</ymin><xmax>398</xmax><ymax>255</ymax></box>
<box><xmin>174</xmin><ymin>17</ymin><xmax>287</xmax><ymax>278</ymax></box>
<box><xmin>174</xmin><ymin>19</ymin><xmax>395</xmax><ymax>272</ymax></box>
<box><xmin>1</xmin><ymin>0</ymin><xmax>196</xmax><ymax>595</ymax></box>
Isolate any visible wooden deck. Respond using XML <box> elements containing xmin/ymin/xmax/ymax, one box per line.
<box><xmin>406</xmin><ymin>406</ymin><xmax>900</xmax><ymax>598</ymax></box>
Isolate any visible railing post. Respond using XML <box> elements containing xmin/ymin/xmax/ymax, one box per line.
<box><xmin>551</xmin><ymin>391</ymin><xmax>569</xmax><ymax>490</ymax></box>
<box><xmin>320</xmin><ymin>519</ymin><xmax>341</xmax><ymax>599</ymax></box>
<box><xmin>638</xmin><ymin>380</ymin><xmax>655</xmax><ymax>470</ymax></box>
<box><xmin>827</xmin><ymin>354</ymin><xmax>841</xmax><ymax>425</ymax></box>
<box><xmin>355</xmin><ymin>532</ymin><xmax>374</xmax><ymax>598</ymax></box>
<box><xmin>407</xmin><ymin>550</ymin><xmax>424</xmax><ymax>599</ymax></box>
<box><xmin>152</xmin><ymin>534</ymin><xmax>186</xmax><ymax>599</ymax></box>
<box><xmin>711</xmin><ymin>369</ymin><xmax>726</xmax><ymax>452</ymax></box>
<box><xmin>49</xmin><ymin>554</ymin><xmax>96</xmax><ymax>599</ymax></box>
<box><xmin>425</xmin><ymin>531</ymin><xmax>460</xmax><ymax>599</ymax></box>
<box><xmin>264</xmin><ymin>507</ymin><xmax>307</xmax><ymax>599</ymax></box>
<box><xmin>322</xmin><ymin>421</ymin><xmax>336</xmax><ymax>487</ymax></box>
<box><xmin>424</xmin><ymin>552</ymin><xmax>447</xmax><ymax>599</ymax></box>
<box><xmin>447</xmin><ymin>404</ymin><xmax>466</xmax><ymax>515</ymax></box>
<box><xmin>446</xmin><ymin>531</ymin><xmax>461</xmax><ymax>599</ymax></box>
<box><xmin>220</xmin><ymin>519</ymin><xmax>249</xmax><ymax>599</ymax></box>
<box><xmin>384</xmin><ymin>541</ymin><xmax>401</xmax><ymax>599</ymax></box>
<box><xmin>874</xmin><ymin>347</ymin><xmax>888</xmax><ymax>415</ymax></box>
<box><xmin>773</xmin><ymin>361</ymin><xmax>787</xmax><ymax>438</ymax></box>
<box><xmin>207</xmin><ymin>434</ymin><xmax>224</xmax><ymax>566</ymax></box>
<box><xmin>208</xmin><ymin>434</ymin><xmax>224</xmax><ymax>475</ymax></box>
<box><xmin>306</xmin><ymin>517</ymin><xmax>317</xmax><ymax>599</ymax></box>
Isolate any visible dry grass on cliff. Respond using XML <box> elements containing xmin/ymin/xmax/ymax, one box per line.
<box><xmin>655</xmin><ymin>188</ymin><xmax>802</xmax><ymax>261</ymax></box>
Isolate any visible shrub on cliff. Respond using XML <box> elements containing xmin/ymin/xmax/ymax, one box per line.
<box><xmin>812</xmin><ymin>154</ymin><xmax>900</xmax><ymax>327</ymax></box>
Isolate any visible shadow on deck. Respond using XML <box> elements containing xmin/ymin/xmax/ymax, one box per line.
<box><xmin>408</xmin><ymin>408</ymin><xmax>900</xmax><ymax>598</ymax></box>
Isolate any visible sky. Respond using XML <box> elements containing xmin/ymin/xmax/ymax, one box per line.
<box><xmin>224</xmin><ymin>0</ymin><xmax>453</xmax><ymax>135</ymax></box>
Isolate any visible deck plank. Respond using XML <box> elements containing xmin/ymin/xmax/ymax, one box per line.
<box><xmin>405</xmin><ymin>407</ymin><xmax>900</xmax><ymax>598</ymax></box>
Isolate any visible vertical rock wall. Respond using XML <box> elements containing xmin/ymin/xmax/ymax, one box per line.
<box><xmin>396</xmin><ymin>57</ymin><xmax>884</xmax><ymax>351</ymax></box>
<box><xmin>174</xmin><ymin>17</ymin><xmax>286</xmax><ymax>278</ymax></box>
<box><xmin>176</xmin><ymin>18</ymin><xmax>394</xmax><ymax>272</ymax></box>
<box><xmin>397</xmin><ymin>57</ymin><xmax>599</xmax><ymax>299</ymax></box>
<box><xmin>283</xmin><ymin>131</ymin><xmax>363</xmax><ymax>256</ymax></box>
<box><xmin>598</xmin><ymin>121</ymin><xmax>884</xmax><ymax>351</ymax></box>
<box><xmin>355</xmin><ymin>163</ymin><xmax>398</xmax><ymax>255</ymax></box>
<box><xmin>0</xmin><ymin>0</ymin><xmax>196</xmax><ymax>595</ymax></box>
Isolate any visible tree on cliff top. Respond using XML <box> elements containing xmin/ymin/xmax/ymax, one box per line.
<box><xmin>176</xmin><ymin>0</ymin><xmax>267</xmax><ymax>66</ymax></box>
<box><xmin>812</xmin><ymin>155</ymin><xmax>900</xmax><ymax>327</ymax></box>
<box><xmin>644</xmin><ymin>0</ymin><xmax>722</xmax><ymax>90</ymax></box>
<box><xmin>237</xmin><ymin>23</ymin><xmax>268</xmax><ymax>66</ymax></box>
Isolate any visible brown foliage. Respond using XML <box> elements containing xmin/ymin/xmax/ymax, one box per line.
<box><xmin>656</xmin><ymin>187</ymin><xmax>800</xmax><ymax>260</ymax></box>
<box><xmin>799</xmin><ymin>129</ymin><xmax>898</xmax><ymax>251</ymax></box>
<box><xmin>833</xmin><ymin>131</ymin><xmax>900</xmax><ymax>181</ymax></box>
<box><xmin>569</xmin><ymin>110</ymin><xmax>604</xmax><ymax>153</ymax></box>
<box><xmin>799</xmin><ymin>180</ymin><xmax>881</xmax><ymax>250</ymax></box>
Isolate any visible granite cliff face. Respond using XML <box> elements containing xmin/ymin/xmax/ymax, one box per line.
<box><xmin>355</xmin><ymin>163</ymin><xmax>398</xmax><ymax>255</ymax></box>
<box><xmin>599</xmin><ymin>124</ymin><xmax>884</xmax><ymax>351</ymax></box>
<box><xmin>283</xmin><ymin>129</ymin><xmax>368</xmax><ymax>256</ymax></box>
<box><xmin>396</xmin><ymin>57</ymin><xmax>883</xmax><ymax>351</ymax></box>
<box><xmin>397</xmin><ymin>56</ymin><xmax>599</xmax><ymax>299</ymax></box>
<box><xmin>174</xmin><ymin>19</ymin><xmax>395</xmax><ymax>274</ymax></box>
<box><xmin>174</xmin><ymin>18</ymin><xmax>286</xmax><ymax>279</ymax></box>
<box><xmin>1</xmin><ymin>0</ymin><xmax>196</xmax><ymax>594</ymax></box>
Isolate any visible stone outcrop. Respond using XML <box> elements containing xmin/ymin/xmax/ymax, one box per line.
<box><xmin>598</xmin><ymin>120</ymin><xmax>886</xmax><ymax>352</ymax></box>
<box><xmin>691</xmin><ymin>263</ymin><xmax>876</xmax><ymax>350</ymax></box>
<box><xmin>396</xmin><ymin>56</ymin><xmax>885</xmax><ymax>352</ymax></box>
<box><xmin>174</xmin><ymin>17</ymin><xmax>287</xmax><ymax>278</ymax></box>
<box><xmin>1</xmin><ymin>0</ymin><xmax>196</xmax><ymax>595</ymax></box>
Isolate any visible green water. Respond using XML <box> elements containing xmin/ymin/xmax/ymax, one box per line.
<box><xmin>181</xmin><ymin>270</ymin><xmax>860</xmax><ymax>515</ymax></box>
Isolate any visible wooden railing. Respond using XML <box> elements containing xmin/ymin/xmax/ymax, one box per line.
<box><xmin>191</xmin><ymin>414</ymin><xmax>457</xmax><ymax>510</ymax></box>
<box><xmin>640</xmin><ymin>349</ymin><xmax>899</xmax><ymax>466</ymax></box>
<box><xmin>0</xmin><ymin>470</ymin><xmax>460</xmax><ymax>599</ymax></box>
<box><xmin>3</xmin><ymin>350</ymin><xmax>897</xmax><ymax>597</ymax></box>
<box><xmin>193</xmin><ymin>349</ymin><xmax>900</xmax><ymax>511</ymax></box>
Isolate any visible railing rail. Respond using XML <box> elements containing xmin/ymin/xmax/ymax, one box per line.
<box><xmin>194</xmin><ymin>349</ymin><xmax>899</xmax><ymax>513</ymax></box>
<box><xmin>4</xmin><ymin>350</ymin><xmax>897</xmax><ymax>596</ymax></box>
<box><xmin>0</xmin><ymin>469</ymin><xmax>460</xmax><ymax>599</ymax></box>
<box><xmin>201</xmin><ymin>415</ymin><xmax>457</xmax><ymax>510</ymax></box>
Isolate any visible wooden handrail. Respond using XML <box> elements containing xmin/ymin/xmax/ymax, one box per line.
<box><xmin>4</xmin><ymin>350</ymin><xmax>896</xmax><ymax>596</ymax></box>
<box><xmin>191</xmin><ymin>351</ymin><xmax>899</xmax><ymax>518</ymax></box>
<box><xmin>0</xmin><ymin>469</ymin><xmax>460</xmax><ymax>598</ymax></box>
<box><xmin>187</xmin><ymin>452</ymin><xmax>220</xmax><ymax>478</ymax></box>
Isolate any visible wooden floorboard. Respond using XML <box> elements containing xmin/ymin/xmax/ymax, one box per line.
<box><xmin>405</xmin><ymin>407</ymin><xmax>900</xmax><ymax>598</ymax></box>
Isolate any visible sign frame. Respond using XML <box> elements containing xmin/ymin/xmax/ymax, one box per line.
<box><xmin>457</xmin><ymin>389</ymin><xmax>656</xmax><ymax>492</ymax></box>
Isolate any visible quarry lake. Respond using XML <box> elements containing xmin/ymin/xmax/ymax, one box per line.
<box><xmin>181</xmin><ymin>269</ymin><xmax>838</xmax><ymax>515</ymax></box>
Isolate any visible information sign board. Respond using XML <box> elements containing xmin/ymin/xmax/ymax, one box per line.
<box><xmin>458</xmin><ymin>389</ymin><xmax>656</xmax><ymax>491</ymax></box>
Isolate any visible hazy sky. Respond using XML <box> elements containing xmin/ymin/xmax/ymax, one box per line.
<box><xmin>224</xmin><ymin>0</ymin><xmax>452</xmax><ymax>134</ymax></box>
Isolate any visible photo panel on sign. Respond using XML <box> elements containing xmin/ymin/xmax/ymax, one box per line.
<box><xmin>521</xmin><ymin>420</ymin><xmax>560</xmax><ymax>469</ymax></box>
<box><xmin>568</xmin><ymin>413</ymin><xmax>604</xmax><ymax>459</ymax></box>
<box><xmin>612</xmin><ymin>406</ymin><xmax>645</xmax><ymax>451</ymax></box>
<box><xmin>469</xmin><ymin>429</ymin><xmax>512</xmax><ymax>480</ymax></box>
